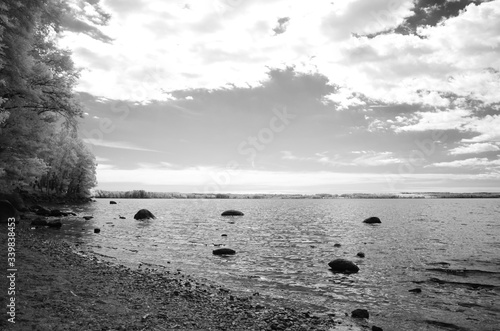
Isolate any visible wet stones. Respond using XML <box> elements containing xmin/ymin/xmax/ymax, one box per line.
<box><xmin>134</xmin><ymin>209</ymin><xmax>156</xmax><ymax>220</ymax></box>
<box><xmin>328</xmin><ymin>259</ymin><xmax>359</xmax><ymax>274</ymax></box>
<box><xmin>363</xmin><ymin>216</ymin><xmax>381</xmax><ymax>224</ymax></box>
<box><xmin>221</xmin><ymin>210</ymin><xmax>244</xmax><ymax>216</ymax></box>
<box><xmin>213</xmin><ymin>248</ymin><xmax>236</xmax><ymax>255</ymax></box>
<box><xmin>33</xmin><ymin>205</ymin><xmax>51</xmax><ymax>216</ymax></box>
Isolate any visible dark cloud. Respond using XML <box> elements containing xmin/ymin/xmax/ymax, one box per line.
<box><xmin>60</xmin><ymin>0</ymin><xmax>113</xmax><ymax>43</ymax></box>
<box><xmin>363</xmin><ymin>0</ymin><xmax>494</xmax><ymax>38</ymax></box>
<box><xmin>272</xmin><ymin>17</ymin><xmax>290</xmax><ymax>35</ymax></box>
<box><xmin>61</xmin><ymin>14</ymin><xmax>113</xmax><ymax>43</ymax></box>
<box><xmin>398</xmin><ymin>0</ymin><xmax>493</xmax><ymax>34</ymax></box>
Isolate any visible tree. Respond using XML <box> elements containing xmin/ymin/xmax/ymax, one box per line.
<box><xmin>0</xmin><ymin>0</ymin><xmax>107</xmax><ymax>199</ymax></box>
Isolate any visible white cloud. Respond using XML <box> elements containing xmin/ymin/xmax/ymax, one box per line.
<box><xmin>281</xmin><ymin>150</ymin><xmax>401</xmax><ymax>167</ymax></box>
<box><xmin>83</xmin><ymin>138</ymin><xmax>163</xmax><ymax>152</ymax></box>
<box><xmin>462</xmin><ymin>114</ymin><xmax>500</xmax><ymax>143</ymax></box>
<box><xmin>394</xmin><ymin>108</ymin><xmax>472</xmax><ymax>132</ymax></box>
<box><xmin>95</xmin><ymin>156</ymin><xmax>110</xmax><ymax>162</ymax></box>
<box><xmin>323</xmin><ymin>87</ymin><xmax>366</xmax><ymax>110</ymax></box>
<box><xmin>322</xmin><ymin>0</ymin><xmax>415</xmax><ymax>40</ymax></box>
<box><xmin>449</xmin><ymin>143</ymin><xmax>500</xmax><ymax>155</ymax></box>
<box><xmin>59</xmin><ymin>0</ymin><xmax>500</xmax><ymax>110</ymax></box>
<box><xmin>429</xmin><ymin>157</ymin><xmax>500</xmax><ymax>168</ymax></box>
<box><xmin>351</xmin><ymin>151</ymin><xmax>402</xmax><ymax>166</ymax></box>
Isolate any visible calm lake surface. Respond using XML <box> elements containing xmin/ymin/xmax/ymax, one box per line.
<box><xmin>57</xmin><ymin>198</ymin><xmax>500</xmax><ymax>331</ymax></box>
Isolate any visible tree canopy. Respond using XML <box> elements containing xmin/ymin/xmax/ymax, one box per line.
<box><xmin>0</xmin><ymin>0</ymin><xmax>108</xmax><ymax>199</ymax></box>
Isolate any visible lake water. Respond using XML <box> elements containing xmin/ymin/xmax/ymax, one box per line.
<box><xmin>54</xmin><ymin>198</ymin><xmax>500</xmax><ymax>331</ymax></box>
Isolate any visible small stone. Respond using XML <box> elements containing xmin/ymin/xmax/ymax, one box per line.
<box><xmin>221</xmin><ymin>210</ymin><xmax>244</xmax><ymax>216</ymax></box>
<box><xmin>94</xmin><ymin>228</ymin><xmax>101</xmax><ymax>233</ymax></box>
<box><xmin>409</xmin><ymin>288</ymin><xmax>422</xmax><ymax>293</ymax></box>
<box><xmin>357</xmin><ymin>252</ymin><xmax>365</xmax><ymax>258</ymax></box>
<box><xmin>372</xmin><ymin>326</ymin><xmax>383</xmax><ymax>331</ymax></box>
<box><xmin>334</xmin><ymin>243</ymin><xmax>341</xmax><ymax>247</ymax></box>
<box><xmin>213</xmin><ymin>248</ymin><xmax>236</xmax><ymax>255</ymax></box>
<box><xmin>110</xmin><ymin>201</ymin><xmax>117</xmax><ymax>204</ymax></box>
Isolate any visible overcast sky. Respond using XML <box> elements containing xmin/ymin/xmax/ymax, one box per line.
<box><xmin>61</xmin><ymin>0</ymin><xmax>500</xmax><ymax>194</ymax></box>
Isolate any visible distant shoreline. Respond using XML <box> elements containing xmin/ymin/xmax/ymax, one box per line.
<box><xmin>92</xmin><ymin>190</ymin><xmax>500</xmax><ymax>199</ymax></box>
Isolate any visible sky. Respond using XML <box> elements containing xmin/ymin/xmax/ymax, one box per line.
<box><xmin>59</xmin><ymin>0</ymin><xmax>500</xmax><ymax>194</ymax></box>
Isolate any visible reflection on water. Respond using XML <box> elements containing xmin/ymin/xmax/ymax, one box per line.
<box><xmin>53</xmin><ymin>198</ymin><xmax>499</xmax><ymax>331</ymax></box>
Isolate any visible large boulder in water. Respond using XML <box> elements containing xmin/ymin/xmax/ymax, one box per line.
<box><xmin>363</xmin><ymin>216</ymin><xmax>381</xmax><ymax>224</ymax></box>
<box><xmin>213</xmin><ymin>248</ymin><xmax>236</xmax><ymax>255</ymax></box>
<box><xmin>0</xmin><ymin>200</ymin><xmax>20</xmax><ymax>223</ymax></box>
<box><xmin>351</xmin><ymin>308</ymin><xmax>369</xmax><ymax>319</ymax></box>
<box><xmin>328</xmin><ymin>258</ymin><xmax>359</xmax><ymax>274</ymax></box>
<box><xmin>221</xmin><ymin>210</ymin><xmax>244</xmax><ymax>216</ymax></box>
<box><xmin>134</xmin><ymin>209</ymin><xmax>156</xmax><ymax>220</ymax></box>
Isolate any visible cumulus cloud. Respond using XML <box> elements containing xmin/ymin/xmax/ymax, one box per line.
<box><xmin>449</xmin><ymin>142</ymin><xmax>500</xmax><ymax>155</ymax></box>
<box><xmin>322</xmin><ymin>0</ymin><xmax>415</xmax><ymax>40</ymax></box>
<box><xmin>462</xmin><ymin>114</ymin><xmax>500</xmax><ymax>142</ymax></box>
<box><xmin>394</xmin><ymin>108</ymin><xmax>472</xmax><ymax>132</ymax></box>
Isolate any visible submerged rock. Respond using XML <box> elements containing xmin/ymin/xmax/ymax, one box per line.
<box><xmin>134</xmin><ymin>209</ymin><xmax>156</xmax><ymax>220</ymax></box>
<box><xmin>33</xmin><ymin>205</ymin><xmax>51</xmax><ymax>216</ymax></box>
<box><xmin>213</xmin><ymin>248</ymin><xmax>236</xmax><ymax>255</ymax></box>
<box><xmin>328</xmin><ymin>258</ymin><xmax>359</xmax><ymax>274</ymax></box>
<box><xmin>221</xmin><ymin>210</ymin><xmax>244</xmax><ymax>216</ymax></box>
<box><xmin>363</xmin><ymin>216</ymin><xmax>381</xmax><ymax>224</ymax></box>
<box><xmin>47</xmin><ymin>219</ymin><xmax>62</xmax><ymax>228</ymax></box>
<box><xmin>31</xmin><ymin>218</ymin><xmax>48</xmax><ymax>226</ymax></box>
<box><xmin>50</xmin><ymin>209</ymin><xmax>76</xmax><ymax>217</ymax></box>
<box><xmin>0</xmin><ymin>200</ymin><xmax>19</xmax><ymax>223</ymax></box>
<box><xmin>351</xmin><ymin>308</ymin><xmax>369</xmax><ymax>319</ymax></box>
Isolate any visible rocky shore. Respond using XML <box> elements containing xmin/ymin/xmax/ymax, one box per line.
<box><xmin>0</xmin><ymin>213</ymin><xmax>369</xmax><ymax>331</ymax></box>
